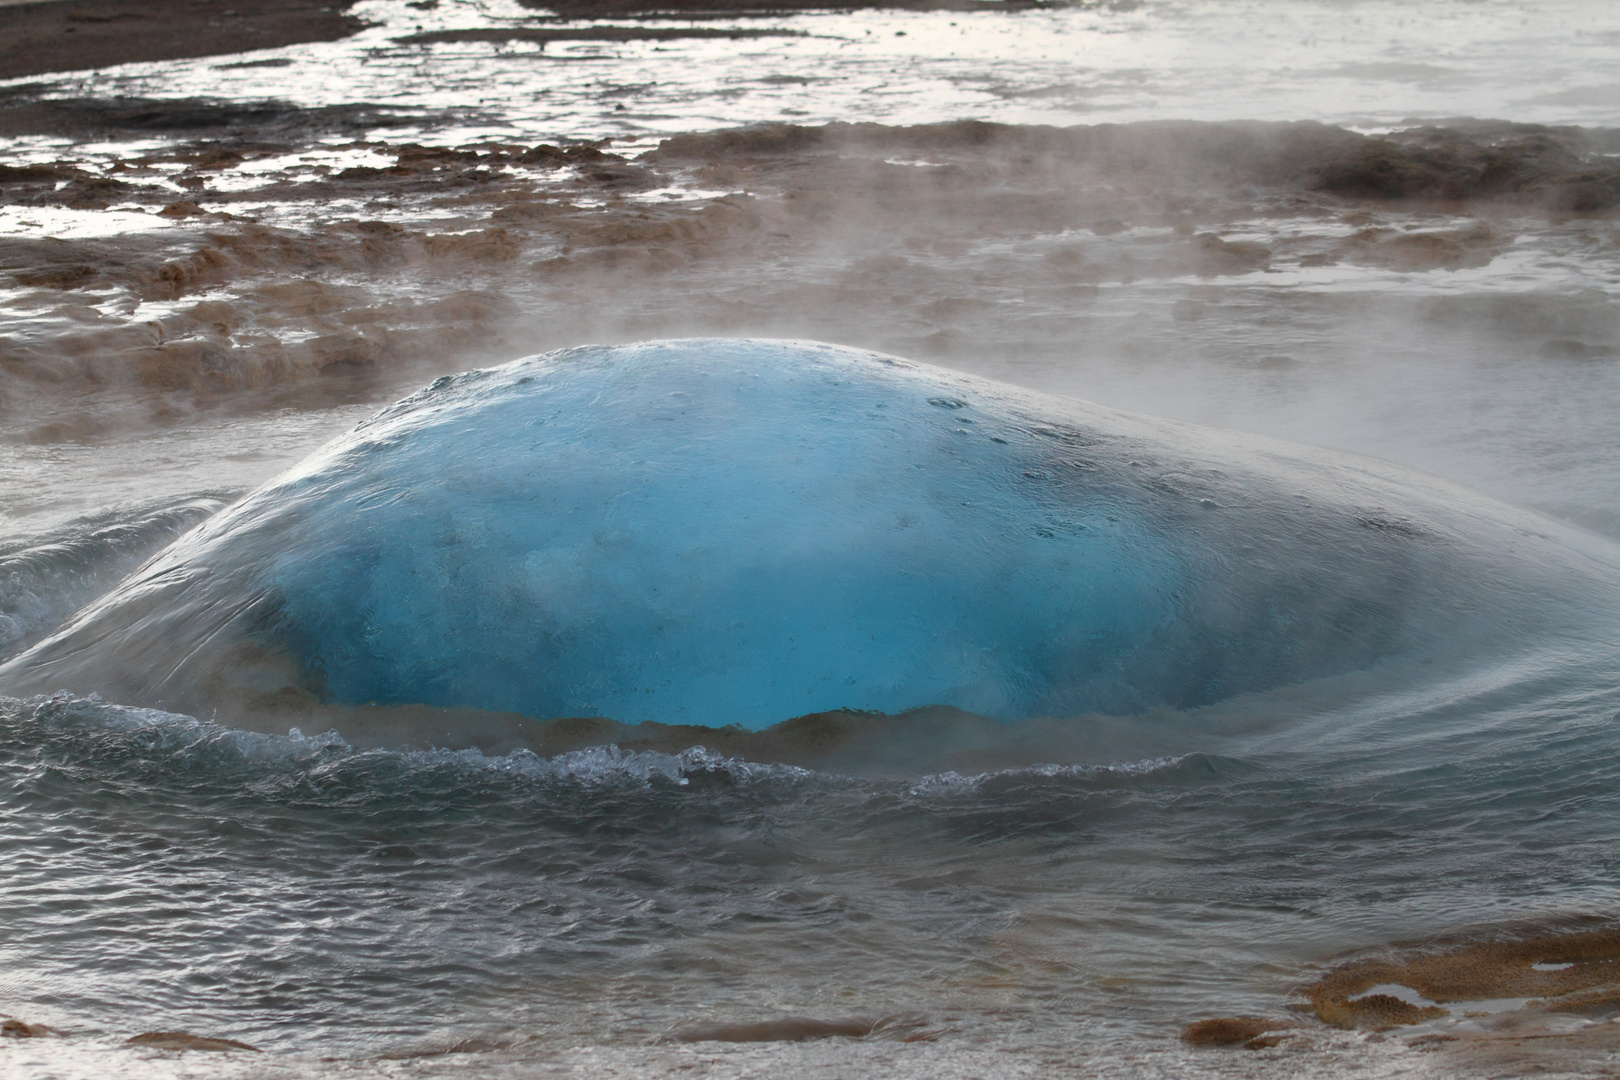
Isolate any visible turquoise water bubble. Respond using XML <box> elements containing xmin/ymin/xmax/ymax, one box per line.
<box><xmin>266</xmin><ymin>340</ymin><xmax>1183</xmax><ymax>726</ymax></box>
<box><xmin>5</xmin><ymin>339</ymin><xmax>1617</xmax><ymax>733</ymax></box>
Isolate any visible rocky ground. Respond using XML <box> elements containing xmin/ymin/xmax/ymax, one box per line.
<box><xmin>3</xmin><ymin>108</ymin><xmax>1619</xmax><ymax>444</ymax></box>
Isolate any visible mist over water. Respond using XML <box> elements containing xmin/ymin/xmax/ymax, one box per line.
<box><xmin>5</xmin><ymin>1</ymin><xmax>1620</xmax><ymax>1077</ymax></box>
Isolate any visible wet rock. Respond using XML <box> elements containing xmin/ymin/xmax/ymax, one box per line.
<box><xmin>245</xmin><ymin>278</ymin><xmax>368</xmax><ymax>317</ymax></box>
<box><xmin>0</xmin><ymin>0</ymin><xmax>363</xmax><ymax>83</ymax></box>
<box><xmin>1315</xmin><ymin>993</ymin><xmax>1449</xmax><ymax>1029</ymax></box>
<box><xmin>578</xmin><ymin>217</ymin><xmax>689</xmax><ymax>247</ymax></box>
<box><xmin>1180</xmin><ymin>1016</ymin><xmax>1292</xmax><ymax>1048</ymax></box>
<box><xmin>0</xmin><ymin>164</ymin><xmax>72</xmax><ymax>185</ymax></box>
<box><xmin>1041</xmin><ymin>246</ymin><xmax>1087</xmax><ymax>270</ymax></box>
<box><xmin>671</xmin><ymin>1016</ymin><xmax>879</xmax><ymax>1043</ymax></box>
<box><xmin>549</xmin><ymin>245</ymin><xmax>683</xmax><ymax>274</ymax></box>
<box><xmin>578</xmin><ymin>163</ymin><xmax>660</xmax><ymax>189</ymax></box>
<box><xmin>150</xmin><ymin>140</ymin><xmax>293</xmax><ymax>167</ymax></box>
<box><xmin>12</xmin><ymin>265</ymin><xmax>97</xmax><ymax>289</ymax></box>
<box><xmin>401</xmin><ymin>26</ymin><xmax>804</xmax><ymax>46</ymax></box>
<box><xmin>334</xmin><ymin>165</ymin><xmax>401</xmax><ymax>182</ymax></box>
<box><xmin>1407</xmin><ymin>1032</ymin><xmax>1459</xmax><ymax>1050</ymax></box>
<box><xmin>147</xmin><ymin>247</ymin><xmax>232</xmax><ymax>299</ymax></box>
<box><xmin>309</xmin><ymin>332</ymin><xmax>384</xmax><ymax>371</ymax></box>
<box><xmin>1305</xmin><ymin>924</ymin><xmax>1620</xmax><ymax>1029</ymax></box>
<box><xmin>50</xmin><ymin>176</ymin><xmax>134</xmax><ymax>209</ymax></box>
<box><xmin>1</xmin><ymin>1018</ymin><xmax>59</xmax><ymax>1037</ymax></box>
<box><xmin>394</xmin><ymin>144</ymin><xmax>483</xmax><ymax>169</ymax></box>
<box><xmin>651</xmin><ymin>124</ymin><xmax>828</xmax><ymax>160</ymax></box>
<box><xmin>1523</xmin><ymin>171</ymin><xmax>1620</xmax><ymax>213</ymax></box>
<box><xmin>422</xmin><ymin>228</ymin><xmax>521</xmax><ymax>263</ymax></box>
<box><xmin>1310</xmin><ymin>125</ymin><xmax>1620</xmax><ymax>211</ymax></box>
<box><xmin>133</xmin><ymin>339</ymin><xmax>241</xmax><ymax>390</ymax></box>
<box><xmin>1191</xmin><ymin>233</ymin><xmax>1270</xmax><ymax>275</ymax></box>
<box><xmin>1336</xmin><ymin>222</ymin><xmax>1502</xmax><ymax>271</ymax></box>
<box><xmin>1539</xmin><ymin>338</ymin><xmax>1618</xmax><ymax>359</ymax></box>
<box><xmin>1312</xmin><ymin>140</ymin><xmax>1484</xmax><ymax>201</ymax></box>
<box><xmin>517</xmin><ymin>144</ymin><xmax>570</xmax><ymax>166</ymax></box>
<box><xmin>561</xmin><ymin>144</ymin><xmax>613</xmax><ymax>165</ymax></box>
<box><xmin>181</xmin><ymin>147</ymin><xmax>246</xmax><ymax>171</ymax></box>
<box><xmin>489</xmin><ymin>199</ymin><xmax>572</xmax><ymax>223</ymax></box>
<box><xmin>0</xmin><ymin>94</ymin><xmax>426</xmax><ymax>143</ymax></box>
<box><xmin>125</xmin><ymin>1030</ymin><xmax>260</xmax><ymax>1051</ymax></box>
<box><xmin>3</xmin><ymin>113</ymin><xmax>1615</xmax><ymax>427</ymax></box>
<box><xmin>344</xmin><ymin>220</ymin><xmax>412</xmax><ymax>267</ymax></box>
<box><xmin>413</xmin><ymin>288</ymin><xmax>516</xmax><ymax>324</ymax></box>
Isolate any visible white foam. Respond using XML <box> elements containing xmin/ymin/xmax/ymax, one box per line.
<box><xmin>1348</xmin><ymin>984</ymin><xmax>1439</xmax><ymax>1008</ymax></box>
<box><xmin>1348</xmin><ymin>982</ymin><xmax>1538</xmax><ymax>1018</ymax></box>
<box><xmin>0</xmin><ymin>205</ymin><xmax>174</xmax><ymax>241</ymax></box>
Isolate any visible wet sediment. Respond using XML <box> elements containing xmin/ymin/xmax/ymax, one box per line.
<box><xmin>1179</xmin><ymin>1016</ymin><xmax>1298</xmax><ymax>1049</ymax></box>
<box><xmin>1305</xmin><ymin>925</ymin><xmax>1620</xmax><ymax>1028</ymax></box>
<box><xmin>522</xmin><ymin>0</ymin><xmax>1071</xmax><ymax>14</ymax></box>
<box><xmin>1287</xmin><ymin>925</ymin><xmax>1620</xmax><ymax>1076</ymax></box>
<box><xmin>0</xmin><ymin>0</ymin><xmax>364</xmax><ymax>82</ymax></box>
<box><xmin>0</xmin><ymin>0</ymin><xmax>1070</xmax><ymax>87</ymax></box>
<box><xmin>125</xmin><ymin>1030</ymin><xmax>260</xmax><ymax>1052</ymax></box>
<box><xmin>1172</xmin><ymin>925</ymin><xmax>1620</xmax><ymax>1073</ymax></box>
<box><xmin>3</xmin><ymin>115</ymin><xmax>1617</xmax><ymax>443</ymax></box>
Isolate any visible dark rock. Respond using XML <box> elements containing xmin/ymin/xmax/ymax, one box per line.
<box><xmin>1338</xmin><ymin>222</ymin><xmax>1502</xmax><ymax>271</ymax></box>
<box><xmin>1309</xmin><ymin>125</ymin><xmax>1620</xmax><ymax>211</ymax></box>
<box><xmin>1192</xmin><ymin>233</ymin><xmax>1271</xmax><ymax>275</ymax></box>
<box><xmin>0</xmin><ymin>0</ymin><xmax>364</xmax><ymax>82</ymax></box>
<box><xmin>126</xmin><ymin>1031</ymin><xmax>260</xmax><ymax>1052</ymax></box>
<box><xmin>1180</xmin><ymin>1016</ymin><xmax>1290</xmax><ymax>1048</ymax></box>
<box><xmin>519</xmin><ymin>144</ymin><xmax>569</xmax><ymax>165</ymax></box>
<box><xmin>12</xmin><ymin>265</ymin><xmax>98</xmax><ymax>289</ymax></box>
<box><xmin>49</xmin><ymin>176</ymin><xmax>133</xmax><ymax>209</ymax></box>
<box><xmin>0</xmin><ymin>164</ymin><xmax>71</xmax><ymax>184</ymax></box>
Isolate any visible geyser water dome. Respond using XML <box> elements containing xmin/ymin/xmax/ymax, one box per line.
<box><xmin>4</xmin><ymin>339</ymin><xmax>1617</xmax><ymax>731</ymax></box>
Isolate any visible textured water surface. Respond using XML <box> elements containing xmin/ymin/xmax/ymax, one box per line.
<box><xmin>5</xmin><ymin>651</ymin><xmax>1620</xmax><ymax>1077</ymax></box>
<box><xmin>6</xmin><ymin>2</ymin><xmax>1620</xmax><ymax>1077</ymax></box>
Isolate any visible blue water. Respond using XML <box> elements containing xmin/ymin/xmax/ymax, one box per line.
<box><xmin>6</xmin><ymin>341</ymin><xmax>1615</xmax><ymax>735</ymax></box>
<box><xmin>270</xmin><ymin>340</ymin><xmax>1178</xmax><ymax>724</ymax></box>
